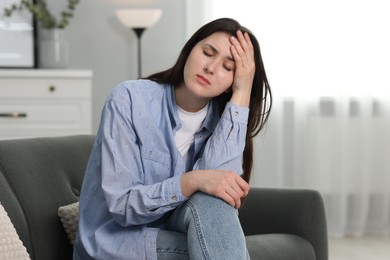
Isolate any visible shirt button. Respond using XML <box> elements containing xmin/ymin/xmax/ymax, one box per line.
<box><xmin>171</xmin><ymin>195</ymin><xmax>177</xmax><ymax>201</ymax></box>
<box><xmin>235</xmin><ymin>111</ymin><xmax>239</xmax><ymax>116</ymax></box>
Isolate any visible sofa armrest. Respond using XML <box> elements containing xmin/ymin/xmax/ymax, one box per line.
<box><xmin>238</xmin><ymin>187</ymin><xmax>328</xmax><ymax>260</ymax></box>
<box><xmin>0</xmin><ymin>135</ymin><xmax>95</xmax><ymax>260</ymax></box>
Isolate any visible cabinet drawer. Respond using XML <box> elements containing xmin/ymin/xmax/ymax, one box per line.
<box><xmin>0</xmin><ymin>78</ymin><xmax>91</xmax><ymax>98</ymax></box>
<box><xmin>0</xmin><ymin>101</ymin><xmax>90</xmax><ymax>130</ymax></box>
<box><xmin>0</xmin><ymin>69</ymin><xmax>92</xmax><ymax>140</ymax></box>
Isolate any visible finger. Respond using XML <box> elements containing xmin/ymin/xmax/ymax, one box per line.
<box><xmin>229</xmin><ymin>181</ymin><xmax>245</xmax><ymax>198</ymax></box>
<box><xmin>224</xmin><ymin>189</ymin><xmax>240</xmax><ymax>208</ymax></box>
<box><xmin>230</xmin><ymin>36</ymin><xmax>246</xmax><ymax>60</ymax></box>
<box><xmin>225</xmin><ymin>181</ymin><xmax>244</xmax><ymax>207</ymax></box>
<box><xmin>231</xmin><ymin>188</ymin><xmax>242</xmax><ymax>208</ymax></box>
<box><xmin>242</xmin><ymin>31</ymin><xmax>254</xmax><ymax>53</ymax></box>
<box><xmin>236</xmin><ymin>31</ymin><xmax>255</xmax><ymax>67</ymax></box>
<box><xmin>235</xmin><ymin>176</ymin><xmax>250</xmax><ymax>196</ymax></box>
<box><xmin>223</xmin><ymin>191</ymin><xmax>237</xmax><ymax>208</ymax></box>
<box><xmin>230</xmin><ymin>37</ymin><xmax>243</xmax><ymax>65</ymax></box>
<box><xmin>236</xmin><ymin>30</ymin><xmax>249</xmax><ymax>51</ymax></box>
<box><xmin>243</xmin><ymin>32</ymin><xmax>254</xmax><ymax>49</ymax></box>
<box><xmin>230</xmin><ymin>36</ymin><xmax>254</xmax><ymax>72</ymax></box>
<box><xmin>236</xmin><ymin>31</ymin><xmax>254</xmax><ymax>57</ymax></box>
<box><xmin>224</xmin><ymin>172</ymin><xmax>249</xmax><ymax>197</ymax></box>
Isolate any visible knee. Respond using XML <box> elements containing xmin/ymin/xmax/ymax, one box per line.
<box><xmin>187</xmin><ymin>192</ymin><xmax>237</xmax><ymax>215</ymax></box>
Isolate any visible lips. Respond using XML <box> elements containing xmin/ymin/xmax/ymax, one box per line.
<box><xmin>196</xmin><ymin>74</ymin><xmax>210</xmax><ymax>86</ymax></box>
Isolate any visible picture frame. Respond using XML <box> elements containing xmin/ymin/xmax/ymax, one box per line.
<box><xmin>0</xmin><ymin>0</ymin><xmax>37</xmax><ymax>68</ymax></box>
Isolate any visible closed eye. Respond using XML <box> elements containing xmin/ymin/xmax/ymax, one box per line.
<box><xmin>203</xmin><ymin>44</ymin><xmax>217</xmax><ymax>57</ymax></box>
<box><xmin>224</xmin><ymin>61</ymin><xmax>235</xmax><ymax>72</ymax></box>
<box><xmin>224</xmin><ymin>66</ymin><xmax>233</xmax><ymax>71</ymax></box>
<box><xmin>203</xmin><ymin>50</ymin><xmax>213</xmax><ymax>57</ymax></box>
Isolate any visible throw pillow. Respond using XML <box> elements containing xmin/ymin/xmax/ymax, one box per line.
<box><xmin>0</xmin><ymin>203</ymin><xmax>30</xmax><ymax>260</ymax></box>
<box><xmin>58</xmin><ymin>201</ymin><xmax>79</xmax><ymax>245</ymax></box>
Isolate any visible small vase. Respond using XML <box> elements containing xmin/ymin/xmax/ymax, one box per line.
<box><xmin>39</xmin><ymin>29</ymin><xmax>69</xmax><ymax>68</ymax></box>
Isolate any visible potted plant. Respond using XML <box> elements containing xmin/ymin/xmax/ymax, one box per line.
<box><xmin>3</xmin><ymin>0</ymin><xmax>80</xmax><ymax>68</ymax></box>
<box><xmin>3</xmin><ymin>0</ymin><xmax>80</xmax><ymax>29</ymax></box>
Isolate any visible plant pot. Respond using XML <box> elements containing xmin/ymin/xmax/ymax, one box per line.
<box><xmin>39</xmin><ymin>29</ymin><xmax>69</xmax><ymax>68</ymax></box>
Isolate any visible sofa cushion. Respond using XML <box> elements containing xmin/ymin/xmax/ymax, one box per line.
<box><xmin>58</xmin><ymin>202</ymin><xmax>79</xmax><ymax>245</ymax></box>
<box><xmin>246</xmin><ymin>234</ymin><xmax>315</xmax><ymax>260</ymax></box>
<box><xmin>0</xmin><ymin>203</ymin><xmax>30</xmax><ymax>260</ymax></box>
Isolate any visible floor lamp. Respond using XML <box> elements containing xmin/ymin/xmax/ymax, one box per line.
<box><xmin>116</xmin><ymin>9</ymin><xmax>162</xmax><ymax>78</ymax></box>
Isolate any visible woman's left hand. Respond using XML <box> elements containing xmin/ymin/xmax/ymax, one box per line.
<box><xmin>229</xmin><ymin>30</ymin><xmax>255</xmax><ymax>107</ymax></box>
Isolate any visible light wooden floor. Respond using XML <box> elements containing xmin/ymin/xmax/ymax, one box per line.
<box><xmin>329</xmin><ymin>236</ymin><xmax>390</xmax><ymax>260</ymax></box>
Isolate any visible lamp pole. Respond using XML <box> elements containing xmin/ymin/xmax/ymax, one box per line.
<box><xmin>115</xmin><ymin>9</ymin><xmax>162</xmax><ymax>79</ymax></box>
<box><xmin>133</xmin><ymin>28</ymin><xmax>146</xmax><ymax>79</ymax></box>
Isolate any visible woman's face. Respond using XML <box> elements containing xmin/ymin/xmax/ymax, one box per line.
<box><xmin>181</xmin><ymin>32</ymin><xmax>235</xmax><ymax>102</ymax></box>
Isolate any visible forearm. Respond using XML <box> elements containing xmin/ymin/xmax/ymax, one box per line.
<box><xmin>230</xmin><ymin>90</ymin><xmax>251</xmax><ymax>107</ymax></box>
<box><xmin>104</xmin><ymin>175</ymin><xmax>186</xmax><ymax>226</ymax></box>
<box><xmin>194</xmin><ymin>102</ymin><xmax>248</xmax><ymax>172</ymax></box>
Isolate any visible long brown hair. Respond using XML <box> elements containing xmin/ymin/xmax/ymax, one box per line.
<box><xmin>147</xmin><ymin>18</ymin><xmax>272</xmax><ymax>183</ymax></box>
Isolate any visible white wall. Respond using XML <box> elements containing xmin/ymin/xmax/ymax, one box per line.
<box><xmin>48</xmin><ymin>0</ymin><xmax>187</xmax><ymax>132</ymax></box>
<box><xmin>203</xmin><ymin>0</ymin><xmax>390</xmax><ymax>96</ymax></box>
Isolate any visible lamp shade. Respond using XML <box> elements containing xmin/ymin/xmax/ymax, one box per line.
<box><xmin>116</xmin><ymin>9</ymin><xmax>162</xmax><ymax>28</ymax></box>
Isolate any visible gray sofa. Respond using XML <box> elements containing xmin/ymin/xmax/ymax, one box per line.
<box><xmin>0</xmin><ymin>135</ymin><xmax>328</xmax><ymax>260</ymax></box>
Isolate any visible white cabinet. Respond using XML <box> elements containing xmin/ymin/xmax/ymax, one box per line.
<box><xmin>0</xmin><ymin>69</ymin><xmax>92</xmax><ymax>140</ymax></box>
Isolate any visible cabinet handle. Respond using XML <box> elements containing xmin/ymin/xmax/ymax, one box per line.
<box><xmin>0</xmin><ymin>112</ymin><xmax>27</xmax><ymax>118</ymax></box>
<box><xmin>49</xmin><ymin>85</ymin><xmax>56</xmax><ymax>92</ymax></box>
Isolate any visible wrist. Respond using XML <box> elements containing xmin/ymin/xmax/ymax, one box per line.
<box><xmin>181</xmin><ymin>172</ymin><xmax>200</xmax><ymax>198</ymax></box>
<box><xmin>230</xmin><ymin>91</ymin><xmax>251</xmax><ymax>107</ymax></box>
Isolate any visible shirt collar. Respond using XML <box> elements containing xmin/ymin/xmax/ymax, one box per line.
<box><xmin>202</xmin><ymin>100</ymin><xmax>220</xmax><ymax>133</ymax></box>
<box><xmin>166</xmin><ymin>85</ymin><xmax>181</xmax><ymax>132</ymax></box>
<box><xmin>166</xmin><ymin>85</ymin><xmax>220</xmax><ymax>134</ymax></box>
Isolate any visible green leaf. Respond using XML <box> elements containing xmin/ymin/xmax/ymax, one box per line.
<box><xmin>2</xmin><ymin>0</ymin><xmax>80</xmax><ymax>29</ymax></box>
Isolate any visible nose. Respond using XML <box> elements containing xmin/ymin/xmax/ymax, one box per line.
<box><xmin>204</xmin><ymin>61</ymin><xmax>215</xmax><ymax>75</ymax></box>
<box><xmin>203</xmin><ymin>66</ymin><xmax>213</xmax><ymax>75</ymax></box>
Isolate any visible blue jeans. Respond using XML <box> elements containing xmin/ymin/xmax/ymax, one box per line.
<box><xmin>156</xmin><ymin>192</ymin><xmax>250</xmax><ymax>260</ymax></box>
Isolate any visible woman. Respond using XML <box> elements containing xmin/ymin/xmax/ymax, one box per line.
<box><xmin>74</xmin><ymin>18</ymin><xmax>271</xmax><ymax>260</ymax></box>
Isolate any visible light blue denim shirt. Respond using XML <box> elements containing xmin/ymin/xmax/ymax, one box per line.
<box><xmin>74</xmin><ymin>80</ymin><xmax>249</xmax><ymax>260</ymax></box>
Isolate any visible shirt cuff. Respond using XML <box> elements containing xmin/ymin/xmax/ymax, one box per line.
<box><xmin>222</xmin><ymin>102</ymin><xmax>249</xmax><ymax>124</ymax></box>
<box><xmin>163</xmin><ymin>175</ymin><xmax>187</xmax><ymax>204</ymax></box>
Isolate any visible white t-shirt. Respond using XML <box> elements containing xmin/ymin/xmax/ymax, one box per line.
<box><xmin>174</xmin><ymin>104</ymin><xmax>208</xmax><ymax>162</ymax></box>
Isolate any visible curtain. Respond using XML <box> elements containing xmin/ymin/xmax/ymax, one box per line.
<box><xmin>252</xmin><ymin>93</ymin><xmax>390</xmax><ymax>237</ymax></box>
<box><xmin>200</xmin><ymin>0</ymin><xmax>390</xmax><ymax>237</ymax></box>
